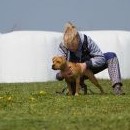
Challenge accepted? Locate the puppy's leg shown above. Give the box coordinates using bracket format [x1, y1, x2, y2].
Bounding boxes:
[75, 76, 81, 96]
[84, 70, 104, 94]
[80, 77, 87, 95]
[66, 82, 73, 95]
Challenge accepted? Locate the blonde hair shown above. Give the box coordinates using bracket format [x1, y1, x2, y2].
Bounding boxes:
[63, 22, 79, 48]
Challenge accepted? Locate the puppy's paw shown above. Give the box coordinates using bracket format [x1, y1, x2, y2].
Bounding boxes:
[75, 93, 79, 96]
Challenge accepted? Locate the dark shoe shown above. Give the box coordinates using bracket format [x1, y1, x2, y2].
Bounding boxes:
[113, 84, 125, 95]
[80, 83, 87, 95]
[80, 76, 87, 95]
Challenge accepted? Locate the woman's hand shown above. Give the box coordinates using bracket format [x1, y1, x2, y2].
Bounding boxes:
[62, 63, 87, 77]
[61, 65, 73, 77]
[57, 63, 87, 78]
[79, 63, 87, 73]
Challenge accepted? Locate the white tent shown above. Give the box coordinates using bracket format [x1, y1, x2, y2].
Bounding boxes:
[0, 30, 129, 83]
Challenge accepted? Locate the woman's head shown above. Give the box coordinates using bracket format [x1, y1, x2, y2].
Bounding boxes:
[63, 22, 80, 52]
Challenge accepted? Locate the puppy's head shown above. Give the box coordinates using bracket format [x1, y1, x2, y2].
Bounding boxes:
[52, 56, 66, 70]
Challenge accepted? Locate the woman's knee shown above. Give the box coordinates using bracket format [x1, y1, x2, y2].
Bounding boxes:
[104, 52, 117, 60]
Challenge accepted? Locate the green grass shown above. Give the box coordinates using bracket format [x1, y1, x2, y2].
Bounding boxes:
[0, 79, 130, 130]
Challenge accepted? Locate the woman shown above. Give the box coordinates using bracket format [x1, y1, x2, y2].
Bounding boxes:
[56, 22, 124, 95]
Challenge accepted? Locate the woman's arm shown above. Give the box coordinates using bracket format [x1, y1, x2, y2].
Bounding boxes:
[85, 36, 106, 69]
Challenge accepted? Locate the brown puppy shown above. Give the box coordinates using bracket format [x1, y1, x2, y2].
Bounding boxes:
[52, 56, 104, 96]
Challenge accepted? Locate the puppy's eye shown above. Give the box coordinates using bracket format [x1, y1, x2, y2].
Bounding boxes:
[56, 61, 60, 64]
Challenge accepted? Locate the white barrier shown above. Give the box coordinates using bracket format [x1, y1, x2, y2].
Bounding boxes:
[82, 31, 130, 79]
[0, 31, 62, 82]
[0, 30, 129, 83]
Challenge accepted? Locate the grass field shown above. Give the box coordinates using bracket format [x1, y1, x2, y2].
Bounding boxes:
[0, 79, 130, 130]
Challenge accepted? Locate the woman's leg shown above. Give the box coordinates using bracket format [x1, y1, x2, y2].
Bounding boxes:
[86, 52, 124, 95]
[104, 52, 124, 95]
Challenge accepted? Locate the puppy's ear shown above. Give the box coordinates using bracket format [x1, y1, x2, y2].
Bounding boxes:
[52, 56, 56, 61]
[61, 56, 66, 61]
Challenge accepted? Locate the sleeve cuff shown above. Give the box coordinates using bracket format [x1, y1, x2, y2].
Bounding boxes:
[56, 72, 64, 81]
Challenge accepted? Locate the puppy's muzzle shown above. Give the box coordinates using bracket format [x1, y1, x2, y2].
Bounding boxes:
[52, 64, 56, 70]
